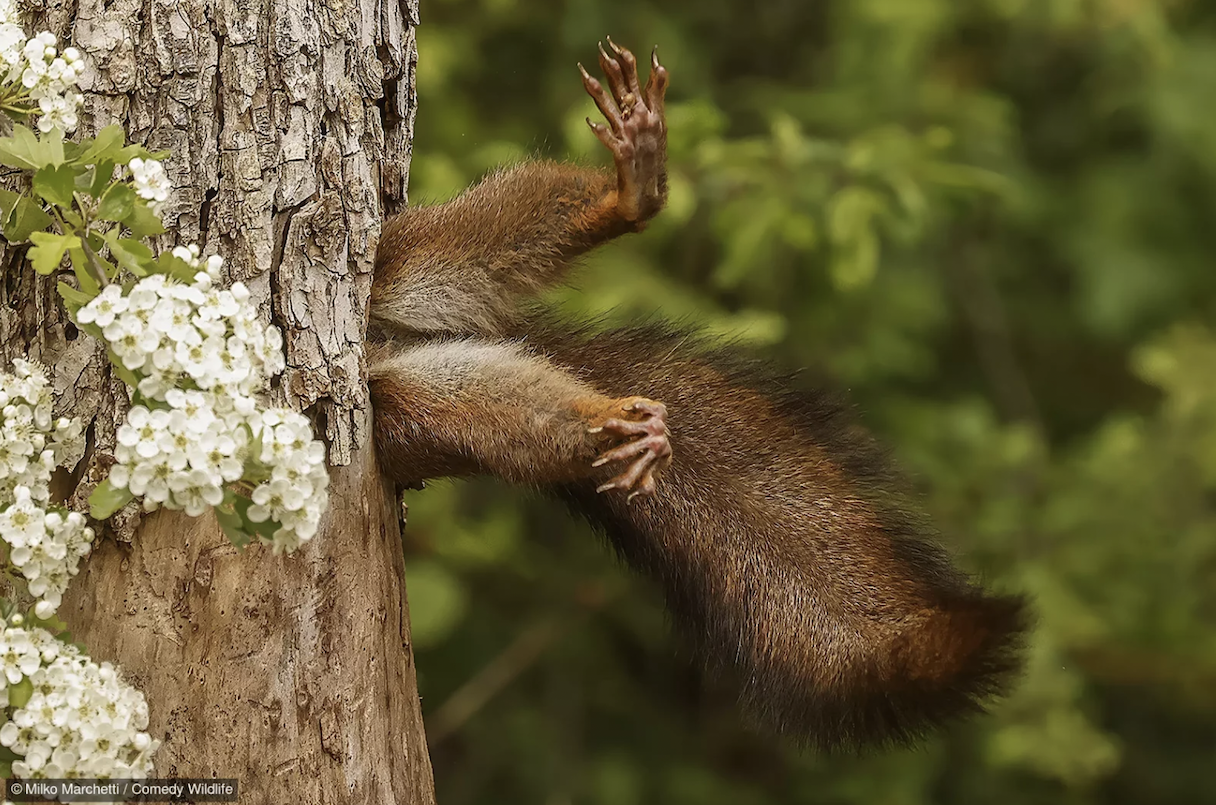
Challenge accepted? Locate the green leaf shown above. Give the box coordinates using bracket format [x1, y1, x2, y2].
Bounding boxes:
[0, 126, 46, 169]
[245, 427, 267, 480]
[28, 231, 80, 274]
[25, 609, 70, 638]
[42, 126, 66, 166]
[1, 196, 54, 244]
[89, 479, 135, 520]
[67, 247, 101, 296]
[61, 137, 81, 162]
[32, 163, 79, 207]
[216, 509, 252, 549]
[0, 186, 25, 242]
[0, 186, 19, 218]
[827, 185, 883, 245]
[126, 201, 166, 237]
[0, 125, 67, 170]
[0, 187, 53, 244]
[87, 160, 116, 197]
[105, 232, 154, 276]
[826, 186, 883, 290]
[830, 228, 879, 290]
[154, 250, 200, 282]
[74, 124, 126, 165]
[86, 229, 105, 254]
[97, 182, 136, 222]
[57, 280, 94, 314]
[8, 676, 33, 708]
[59, 207, 84, 230]
[216, 492, 252, 549]
[231, 493, 282, 543]
[114, 143, 161, 165]
[106, 349, 140, 387]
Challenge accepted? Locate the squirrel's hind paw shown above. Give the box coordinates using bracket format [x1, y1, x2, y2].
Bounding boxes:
[590, 397, 672, 500]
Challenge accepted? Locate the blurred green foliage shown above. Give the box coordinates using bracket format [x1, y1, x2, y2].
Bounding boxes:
[399, 0, 1216, 802]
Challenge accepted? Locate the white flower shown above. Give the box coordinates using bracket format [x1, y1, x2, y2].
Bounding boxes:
[0, 626, 159, 783]
[117, 406, 164, 460]
[0, 628, 41, 685]
[187, 427, 242, 483]
[128, 157, 170, 213]
[165, 389, 215, 433]
[0, 26, 24, 72]
[7, 31, 84, 133]
[0, 363, 93, 612]
[1, 500, 93, 616]
[63, 262, 329, 550]
[171, 243, 201, 265]
[50, 416, 85, 468]
[243, 408, 327, 552]
[127, 456, 174, 503]
[0, 486, 44, 548]
[106, 391, 233, 524]
[168, 469, 224, 517]
[76, 284, 129, 328]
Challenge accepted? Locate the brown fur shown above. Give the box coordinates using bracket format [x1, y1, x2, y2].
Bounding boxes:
[526, 322, 1027, 748]
[371, 163, 630, 337]
[367, 41, 1026, 750]
[368, 338, 654, 487]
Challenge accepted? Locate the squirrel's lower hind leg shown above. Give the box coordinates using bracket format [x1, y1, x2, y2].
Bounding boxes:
[368, 340, 670, 498]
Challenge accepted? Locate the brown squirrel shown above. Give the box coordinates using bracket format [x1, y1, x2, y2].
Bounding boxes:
[367, 39, 1027, 750]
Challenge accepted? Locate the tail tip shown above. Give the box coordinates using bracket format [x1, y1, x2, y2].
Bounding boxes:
[741, 591, 1030, 752]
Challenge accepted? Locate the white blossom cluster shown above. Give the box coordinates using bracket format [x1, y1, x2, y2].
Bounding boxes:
[244, 408, 329, 553]
[0, 360, 83, 502]
[0, 362, 93, 617]
[78, 247, 284, 400]
[0, 1, 83, 133]
[76, 247, 328, 552]
[128, 157, 170, 215]
[0, 624, 158, 784]
[107, 399, 329, 552]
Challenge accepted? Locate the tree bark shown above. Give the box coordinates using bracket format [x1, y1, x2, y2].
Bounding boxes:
[1, 0, 435, 801]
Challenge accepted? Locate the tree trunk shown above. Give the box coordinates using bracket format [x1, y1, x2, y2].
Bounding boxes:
[1, 0, 435, 801]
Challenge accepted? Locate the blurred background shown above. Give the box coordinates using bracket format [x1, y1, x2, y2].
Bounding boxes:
[399, 0, 1216, 802]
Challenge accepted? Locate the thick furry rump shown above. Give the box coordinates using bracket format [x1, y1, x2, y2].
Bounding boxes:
[527, 321, 1028, 750]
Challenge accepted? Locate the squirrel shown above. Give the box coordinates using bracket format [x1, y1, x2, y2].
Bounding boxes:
[366, 39, 1027, 750]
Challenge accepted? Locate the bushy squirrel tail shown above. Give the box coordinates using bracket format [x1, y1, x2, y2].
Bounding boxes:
[529, 322, 1028, 749]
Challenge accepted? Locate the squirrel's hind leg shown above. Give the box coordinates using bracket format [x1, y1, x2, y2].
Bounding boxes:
[370, 41, 668, 339]
[368, 339, 670, 495]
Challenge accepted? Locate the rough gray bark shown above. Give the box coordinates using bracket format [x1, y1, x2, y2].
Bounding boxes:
[1, 0, 434, 801]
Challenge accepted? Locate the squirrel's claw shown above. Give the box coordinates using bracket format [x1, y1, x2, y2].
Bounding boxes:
[579, 38, 668, 224]
[592, 397, 672, 500]
[580, 62, 624, 137]
[605, 35, 643, 99]
[644, 49, 668, 115]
